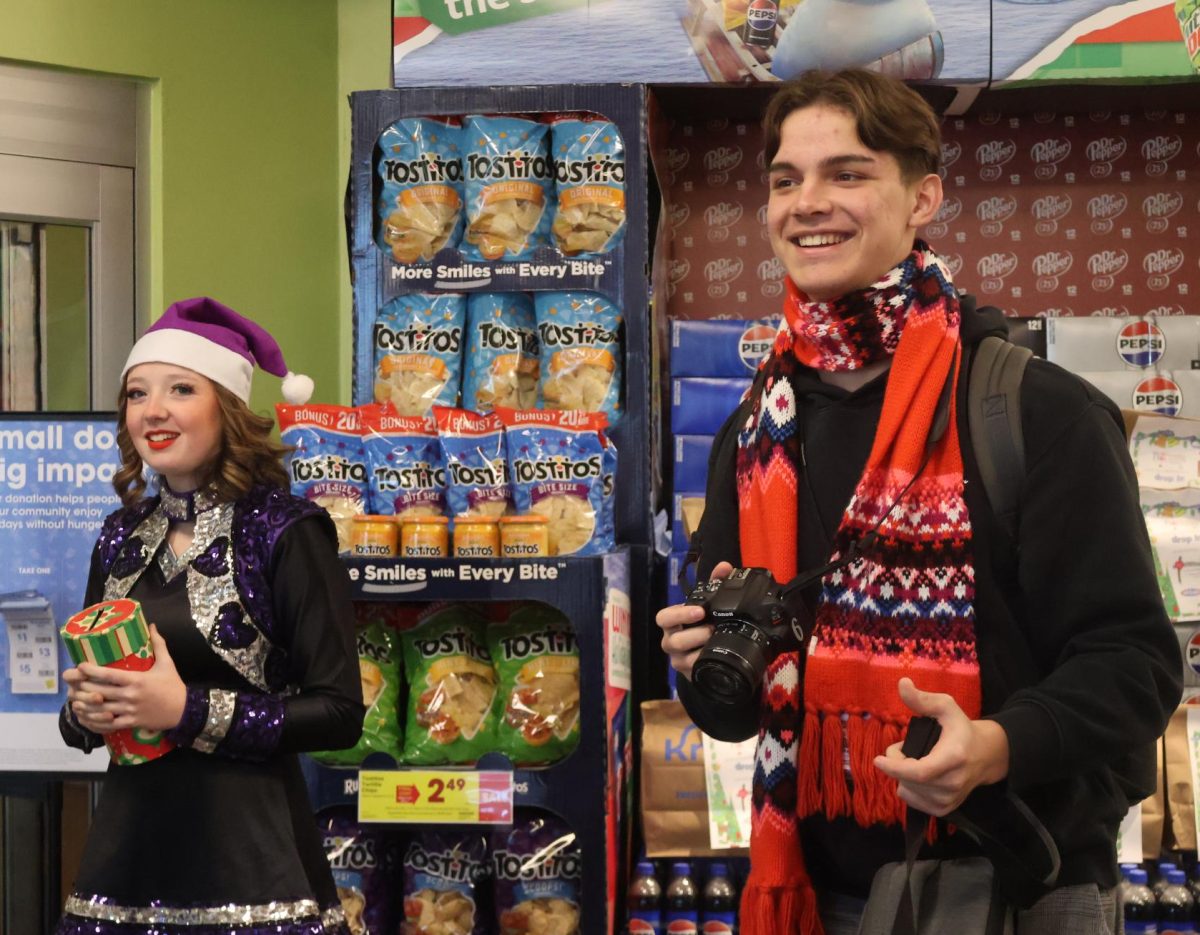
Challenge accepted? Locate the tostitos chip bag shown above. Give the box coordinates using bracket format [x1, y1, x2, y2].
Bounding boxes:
[496, 408, 616, 557]
[277, 404, 369, 554]
[432, 406, 511, 518]
[550, 115, 626, 257]
[320, 808, 399, 935]
[360, 403, 447, 521]
[400, 606, 499, 765]
[402, 831, 490, 935]
[491, 814, 582, 935]
[489, 604, 580, 766]
[312, 608, 404, 767]
[376, 117, 464, 264]
[533, 292, 623, 425]
[463, 293, 540, 412]
[462, 115, 554, 262]
[373, 294, 466, 416]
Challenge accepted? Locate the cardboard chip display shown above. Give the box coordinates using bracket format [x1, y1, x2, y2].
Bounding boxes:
[681, 498, 705, 543]
[1163, 705, 1196, 852]
[640, 699, 748, 857]
[1141, 731, 1167, 860]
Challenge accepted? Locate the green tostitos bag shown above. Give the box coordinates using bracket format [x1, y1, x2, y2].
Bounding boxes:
[400, 607, 499, 765]
[489, 604, 580, 766]
[312, 616, 403, 766]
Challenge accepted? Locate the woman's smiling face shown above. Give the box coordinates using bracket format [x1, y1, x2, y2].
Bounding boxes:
[124, 363, 222, 492]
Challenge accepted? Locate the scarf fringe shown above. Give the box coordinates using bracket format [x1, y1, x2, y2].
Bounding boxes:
[740, 880, 824, 935]
[798, 708, 822, 815]
[800, 711, 913, 825]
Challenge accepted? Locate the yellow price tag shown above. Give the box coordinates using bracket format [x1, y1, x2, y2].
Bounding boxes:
[357, 769, 514, 824]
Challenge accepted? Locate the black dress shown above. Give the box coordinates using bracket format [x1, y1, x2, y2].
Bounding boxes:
[56, 500, 362, 935]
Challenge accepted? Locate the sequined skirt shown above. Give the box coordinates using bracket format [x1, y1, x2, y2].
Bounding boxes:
[56, 748, 342, 934]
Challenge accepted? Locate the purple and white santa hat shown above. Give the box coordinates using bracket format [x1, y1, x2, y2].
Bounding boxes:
[121, 296, 314, 405]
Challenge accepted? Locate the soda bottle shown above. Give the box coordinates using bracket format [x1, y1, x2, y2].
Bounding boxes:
[1156, 862, 1181, 899]
[701, 861, 738, 935]
[627, 860, 663, 935]
[742, 0, 779, 48]
[1123, 868, 1158, 935]
[1160, 869, 1195, 934]
[666, 861, 699, 935]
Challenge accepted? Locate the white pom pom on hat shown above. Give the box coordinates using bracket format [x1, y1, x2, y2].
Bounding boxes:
[121, 297, 314, 405]
[281, 371, 315, 405]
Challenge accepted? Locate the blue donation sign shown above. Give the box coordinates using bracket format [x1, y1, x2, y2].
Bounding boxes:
[0, 414, 119, 772]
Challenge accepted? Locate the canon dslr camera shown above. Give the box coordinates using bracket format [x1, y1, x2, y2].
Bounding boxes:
[683, 567, 808, 706]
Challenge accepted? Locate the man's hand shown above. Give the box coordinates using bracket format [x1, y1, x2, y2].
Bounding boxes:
[64, 625, 187, 733]
[872, 677, 1010, 816]
[656, 561, 733, 680]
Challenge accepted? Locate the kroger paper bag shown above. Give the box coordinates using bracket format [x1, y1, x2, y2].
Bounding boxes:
[640, 699, 747, 857]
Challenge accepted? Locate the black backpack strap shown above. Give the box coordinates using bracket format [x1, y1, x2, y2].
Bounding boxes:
[967, 335, 1032, 542]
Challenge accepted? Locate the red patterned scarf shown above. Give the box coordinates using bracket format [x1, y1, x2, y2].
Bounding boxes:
[737, 243, 981, 935]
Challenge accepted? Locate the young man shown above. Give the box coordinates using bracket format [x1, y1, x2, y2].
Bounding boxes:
[657, 70, 1181, 935]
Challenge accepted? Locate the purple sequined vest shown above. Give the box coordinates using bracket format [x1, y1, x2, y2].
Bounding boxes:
[95, 485, 329, 692]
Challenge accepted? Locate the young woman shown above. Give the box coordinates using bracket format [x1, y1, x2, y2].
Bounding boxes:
[57, 297, 363, 935]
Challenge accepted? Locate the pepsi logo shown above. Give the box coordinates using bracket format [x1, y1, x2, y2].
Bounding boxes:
[627, 921, 658, 935]
[1117, 320, 1165, 367]
[1187, 630, 1200, 678]
[1133, 375, 1182, 416]
[701, 922, 736, 935]
[667, 921, 700, 935]
[739, 323, 778, 370]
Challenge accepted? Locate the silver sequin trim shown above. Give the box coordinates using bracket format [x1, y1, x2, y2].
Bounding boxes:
[160, 482, 222, 523]
[322, 906, 348, 929]
[193, 688, 236, 754]
[103, 501, 272, 690]
[156, 542, 185, 582]
[64, 894, 324, 926]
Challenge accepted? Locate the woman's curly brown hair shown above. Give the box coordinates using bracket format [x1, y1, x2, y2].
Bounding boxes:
[112, 380, 291, 507]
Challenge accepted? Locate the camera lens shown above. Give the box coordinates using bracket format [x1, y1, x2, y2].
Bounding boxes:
[691, 625, 769, 705]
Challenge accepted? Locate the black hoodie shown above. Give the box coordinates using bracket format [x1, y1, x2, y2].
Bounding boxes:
[677, 298, 1182, 898]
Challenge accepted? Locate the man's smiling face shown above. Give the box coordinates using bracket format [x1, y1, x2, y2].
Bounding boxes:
[766, 103, 941, 301]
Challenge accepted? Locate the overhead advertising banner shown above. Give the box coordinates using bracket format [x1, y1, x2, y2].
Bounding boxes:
[0, 413, 118, 772]
[996, 0, 1198, 82]
[393, 0, 991, 85]
[393, 0, 1198, 86]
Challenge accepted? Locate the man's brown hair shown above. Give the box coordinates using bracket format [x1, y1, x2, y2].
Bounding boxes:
[763, 69, 941, 183]
[112, 381, 290, 507]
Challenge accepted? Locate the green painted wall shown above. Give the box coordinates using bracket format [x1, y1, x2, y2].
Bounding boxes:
[0, 0, 349, 408]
